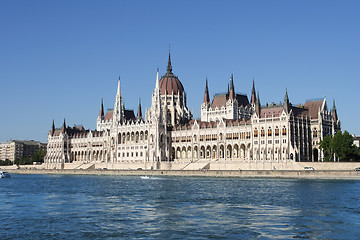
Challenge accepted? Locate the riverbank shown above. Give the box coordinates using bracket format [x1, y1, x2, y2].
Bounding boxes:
[7, 168, 360, 179]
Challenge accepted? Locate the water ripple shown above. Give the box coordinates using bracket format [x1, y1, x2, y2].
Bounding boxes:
[1, 175, 360, 239]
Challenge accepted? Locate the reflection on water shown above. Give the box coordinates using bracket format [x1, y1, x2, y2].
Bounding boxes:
[0, 175, 360, 239]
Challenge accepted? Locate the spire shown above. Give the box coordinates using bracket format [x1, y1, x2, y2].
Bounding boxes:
[229, 73, 235, 100]
[227, 83, 230, 96]
[113, 77, 124, 124]
[51, 119, 55, 136]
[117, 76, 121, 96]
[167, 50, 172, 73]
[251, 78, 256, 105]
[99, 98, 104, 118]
[283, 88, 290, 113]
[62, 118, 66, 134]
[284, 88, 289, 103]
[137, 97, 142, 120]
[155, 68, 160, 90]
[332, 99, 338, 121]
[203, 78, 210, 104]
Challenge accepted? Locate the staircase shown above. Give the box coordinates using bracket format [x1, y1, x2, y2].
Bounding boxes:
[75, 163, 95, 170]
[182, 159, 211, 170]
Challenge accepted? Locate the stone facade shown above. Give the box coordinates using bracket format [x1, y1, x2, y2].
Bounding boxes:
[44, 54, 341, 170]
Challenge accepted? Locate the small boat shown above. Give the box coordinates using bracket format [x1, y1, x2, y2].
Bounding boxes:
[0, 171, 11, 178]
[140, 176, 150, 179]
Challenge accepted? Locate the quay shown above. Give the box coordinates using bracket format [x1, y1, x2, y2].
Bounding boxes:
[7, 168, 360, 179]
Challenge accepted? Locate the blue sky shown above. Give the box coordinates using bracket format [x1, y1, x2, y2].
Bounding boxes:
[0, 0, 359, 143]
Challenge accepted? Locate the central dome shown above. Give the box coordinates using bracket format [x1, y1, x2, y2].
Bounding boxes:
[159, 53, 184, 95]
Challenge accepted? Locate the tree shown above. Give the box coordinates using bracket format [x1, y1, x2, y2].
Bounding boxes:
[319, 135, 332, 161]
[14, 149, 47, 165]
[0, 159, 12, 166]
[320, 130, 360, 161]
[32, 149, 46, 163]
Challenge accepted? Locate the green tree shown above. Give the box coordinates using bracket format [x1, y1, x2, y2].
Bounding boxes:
[14, 149, 46, 165]
[320, 130, 360, 162]
[319, 135, 332, 161]
[32, 149, 46, 163]
[0, 159, 12, 166]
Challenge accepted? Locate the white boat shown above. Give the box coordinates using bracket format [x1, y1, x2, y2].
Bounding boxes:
[0, 171, 11, 178]
[140, 176, 150, 179]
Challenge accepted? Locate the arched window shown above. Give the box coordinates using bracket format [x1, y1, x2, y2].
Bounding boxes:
[254, 128, 258, 137]
[268, 128, 272, 137]
[275, 127, 279, 136]
[135, 132, 139, 143]
[167, 110, 171, 124]
[282, 127, 287, 136]
[313, 129, 318, 138]
[118, 133, 121, 144]
[261, 128, 265, 137]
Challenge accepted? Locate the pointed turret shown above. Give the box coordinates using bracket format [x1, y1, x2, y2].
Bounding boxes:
[99, 98, 104, 118]
[167, 51, 172, 73]
[51, 119, 55, 136]
[113, 76, 124, 124]
[62, 118, 66, 134]
[255, 91, 261, 117]
[117, 76, 121, 96]
[150, 68, 163, 123]
[283, 88, 290, 113]
[251, 78, 256, 106]
[203, 78, 210, 104]
[227, 83, 230, 97]
[155, 68, 160, 90]
[332, 99, 338, 122]
[137, 97, 142, 120]
[229, 73, 235, 101]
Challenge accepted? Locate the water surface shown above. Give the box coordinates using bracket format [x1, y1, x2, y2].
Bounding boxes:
[1, 174, 359, 239]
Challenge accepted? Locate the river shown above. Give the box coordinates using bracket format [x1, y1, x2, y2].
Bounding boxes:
[1, 174, 359, 239]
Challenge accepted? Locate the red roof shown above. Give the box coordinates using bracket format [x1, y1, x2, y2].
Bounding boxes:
[173, 118, 251, 130]
[211, 93, 249, 109]
[211, 94, 227, 108]
[260, 107, 283, 118]
[304, 100, 323, 119]
[104, 111, 113, 120]
[103, 109, 135, 122]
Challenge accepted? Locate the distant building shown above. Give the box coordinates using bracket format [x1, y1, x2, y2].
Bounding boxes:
[0, 140, 47, 162]
[44, 53, 341, 170]
[353, 135, 360, 148]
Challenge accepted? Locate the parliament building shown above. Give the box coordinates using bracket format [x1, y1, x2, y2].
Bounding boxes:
[44, 54, 341, 170]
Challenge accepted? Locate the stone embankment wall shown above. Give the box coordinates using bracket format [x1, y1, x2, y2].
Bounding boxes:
[7, 168, 360, 179]
[5, 161, 360, 172]
[209, 161, 360, 171]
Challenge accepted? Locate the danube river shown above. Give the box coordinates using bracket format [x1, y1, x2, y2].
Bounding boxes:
[1, 174, 359, 239]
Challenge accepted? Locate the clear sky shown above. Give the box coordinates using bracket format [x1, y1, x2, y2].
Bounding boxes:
[0, 0, 359, 143]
